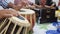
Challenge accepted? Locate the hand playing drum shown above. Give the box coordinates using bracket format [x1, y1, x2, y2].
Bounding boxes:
[0, 9, 19, 19]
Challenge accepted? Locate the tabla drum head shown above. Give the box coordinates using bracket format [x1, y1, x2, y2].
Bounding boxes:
[20, 8, 35, 14]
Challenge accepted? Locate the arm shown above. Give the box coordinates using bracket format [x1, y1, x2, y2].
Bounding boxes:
[8, 0, 27, 11]
[45, 2, 56, 9]
[26, 5, 35, 9]
[8, 2, 23, 11]
[50, 2, 56, 9]
[32, 4, 43, 8]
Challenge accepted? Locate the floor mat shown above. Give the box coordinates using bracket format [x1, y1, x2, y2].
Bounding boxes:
[33, 23, 57, 34]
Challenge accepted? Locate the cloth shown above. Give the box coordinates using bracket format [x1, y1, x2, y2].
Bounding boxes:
[35, 0, 40, 5]
[46, 0, 53, 6]
[14, 0, 21, 5]
[58, 1, 60, 6]
[52, 0, 59, 6]
[0, 0, 14, 8]
[28, 0, 35, 4]
[40, 0, 46, 6]
[35, 0, 53, 6]
[0, 6, 4, 10]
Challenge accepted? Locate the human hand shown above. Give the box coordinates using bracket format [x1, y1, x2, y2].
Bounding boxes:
[0, 9, 19, 18]
[45, 5, 51, 8]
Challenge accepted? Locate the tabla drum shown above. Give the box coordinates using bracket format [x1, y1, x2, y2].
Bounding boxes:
[55, 10, 60, 17]
[55, 10, 60, 22]
[19, 8, 36, 30]
[0, 16, 30, 34]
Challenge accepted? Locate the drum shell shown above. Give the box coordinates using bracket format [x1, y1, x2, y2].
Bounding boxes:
[20, 13, 35, 29]
[19, 9, 36, 30]
[0, 16, 30, 34]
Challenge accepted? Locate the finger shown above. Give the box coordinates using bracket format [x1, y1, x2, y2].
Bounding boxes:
[12, 14, 18, 16]
[8, 11, 18, 16]
[17, 12, 21, 16]
[3, 14, 13, 18]
[11, 12, 18, 16]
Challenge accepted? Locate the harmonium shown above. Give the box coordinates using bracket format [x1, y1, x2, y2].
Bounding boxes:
[40, 8, 57, 23]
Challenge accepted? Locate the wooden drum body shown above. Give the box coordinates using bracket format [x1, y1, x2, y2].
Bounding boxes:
[0, 16, 30, 34]
[55, 10, 60, 17]
[55, 10, 60, 22]
[19, 9, 36, 30]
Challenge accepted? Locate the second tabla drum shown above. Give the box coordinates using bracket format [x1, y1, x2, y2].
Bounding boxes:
[19, 9, 36, 30]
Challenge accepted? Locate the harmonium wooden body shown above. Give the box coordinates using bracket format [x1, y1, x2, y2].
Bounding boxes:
[40, 8, 57, 23]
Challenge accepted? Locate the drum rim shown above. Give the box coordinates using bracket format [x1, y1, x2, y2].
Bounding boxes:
[8, 16, 30, 27]
[20, 9, 35, 14]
